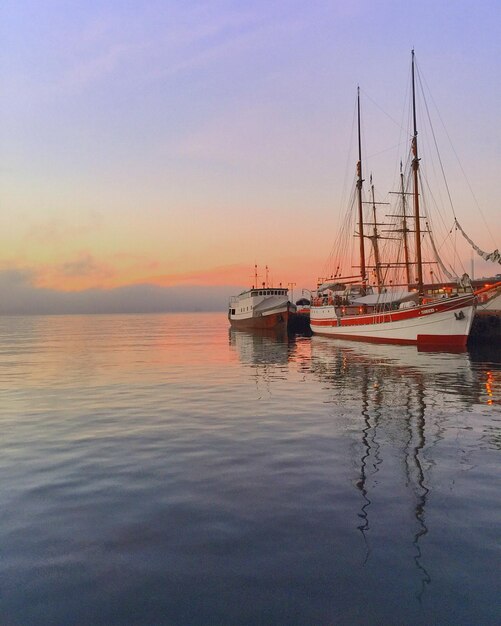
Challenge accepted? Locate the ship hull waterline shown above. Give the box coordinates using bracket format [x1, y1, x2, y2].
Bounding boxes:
[310, 295, 476, 347]
[229, 309, 290, 331]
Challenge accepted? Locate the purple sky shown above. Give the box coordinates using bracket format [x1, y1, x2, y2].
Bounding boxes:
[1, 1, 500, 311]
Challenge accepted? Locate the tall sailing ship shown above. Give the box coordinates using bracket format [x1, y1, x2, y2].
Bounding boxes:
[310, 51, 480, 348]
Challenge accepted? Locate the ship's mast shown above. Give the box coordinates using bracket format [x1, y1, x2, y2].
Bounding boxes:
[400, 164, 412, 286]
[356, 86, 367, 292]
[411, 50, 424, 296]
[370, 177, 383, 291]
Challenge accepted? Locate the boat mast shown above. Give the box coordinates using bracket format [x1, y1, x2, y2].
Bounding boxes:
[356, 86, 367, 292]
[400, 163, 412, 286]
[411, 50, 424, 296]
[370, 177, 383, 291]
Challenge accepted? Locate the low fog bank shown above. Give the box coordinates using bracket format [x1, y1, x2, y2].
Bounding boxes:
[0, 270, 242, 314]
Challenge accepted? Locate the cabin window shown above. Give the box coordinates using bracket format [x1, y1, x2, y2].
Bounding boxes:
[259, 291, 263, 295]
[231, 309, 235, 315]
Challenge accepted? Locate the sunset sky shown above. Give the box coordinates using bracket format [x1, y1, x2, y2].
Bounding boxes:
[1, 0, 500, 311]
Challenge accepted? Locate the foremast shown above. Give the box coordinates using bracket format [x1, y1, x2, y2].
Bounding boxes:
[400, 164, 412, 286]
[369, 177, 384, 291]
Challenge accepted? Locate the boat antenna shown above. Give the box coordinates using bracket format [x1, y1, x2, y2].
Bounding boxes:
[357, 86, 367, 292]
[411, 50, 424, 296]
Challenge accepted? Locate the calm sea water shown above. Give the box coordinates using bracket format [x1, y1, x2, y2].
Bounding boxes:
[0, 313, 499, 625]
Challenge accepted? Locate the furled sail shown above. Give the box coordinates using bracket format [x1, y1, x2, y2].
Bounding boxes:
[455, 219, 501, 264]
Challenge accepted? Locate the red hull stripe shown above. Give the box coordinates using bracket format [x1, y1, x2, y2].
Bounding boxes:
[311, 295, 474, 327]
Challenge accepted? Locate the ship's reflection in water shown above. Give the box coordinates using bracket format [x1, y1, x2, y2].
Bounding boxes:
[2, 315, 499, 625]
[310, 339, 454, 601]
[229, 328, 294, 367]
[230, 328, 500, 617]
[229, 328, 297, 397]
[315, 338, 499, 615]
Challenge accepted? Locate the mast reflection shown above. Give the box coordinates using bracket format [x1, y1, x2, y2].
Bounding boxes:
[309, 338, 483, 599]
[406, 379, 431, 599]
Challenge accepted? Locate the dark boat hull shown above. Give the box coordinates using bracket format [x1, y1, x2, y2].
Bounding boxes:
[229, 310, 289, 330]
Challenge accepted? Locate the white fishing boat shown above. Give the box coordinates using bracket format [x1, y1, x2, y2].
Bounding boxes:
[310, 51, 478, 348]
[228, 266, 296, 330]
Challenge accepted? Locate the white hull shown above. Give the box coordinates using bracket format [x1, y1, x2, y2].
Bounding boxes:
[229, 301, 292, 329]
[310, 294, 476, 347]
[229, 288, 295, 330]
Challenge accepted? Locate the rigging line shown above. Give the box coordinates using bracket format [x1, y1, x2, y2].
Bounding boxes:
[417, 112, 450, 227]
[415, 63, 457, 220]
[330, 185, 358, 273]
[339, 94, 359, 232]
[427, 223, 458, 281]
[391, 62, 414, 193]
[388, 64, 414, 194]
[416, 62, 496, 248]
[366, 139, 409, 161]
[418, 170, 454, 253]
[324, 98, 359, 277]
[359, 86, 410, 134]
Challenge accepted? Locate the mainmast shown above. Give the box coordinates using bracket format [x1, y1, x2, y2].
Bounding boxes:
[411, 50, 424, 296]
[357, 86, 367, 292]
